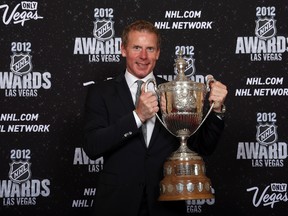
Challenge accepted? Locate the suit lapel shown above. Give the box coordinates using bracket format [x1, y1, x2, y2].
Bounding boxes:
[115, 74, 169, 149]
[115, 73, 135, 111]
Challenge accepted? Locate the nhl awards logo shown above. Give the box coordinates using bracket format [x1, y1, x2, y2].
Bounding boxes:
[255, 18, 276, 40]
[1, 41, 52, 97]
[10, 53, 33, 76]
[235, 6, 287, 62]
[73, 8, 121, 63]
[1, 149, 51, 206]
[256, 123, 278, 146]
[9, 161, 31, 184]
[174, 48, 196, 78]
[93, 19, 115, 41]
[237, 112, 286, 168]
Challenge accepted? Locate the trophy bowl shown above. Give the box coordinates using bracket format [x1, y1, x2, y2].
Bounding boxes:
[145, 53, 215, 201]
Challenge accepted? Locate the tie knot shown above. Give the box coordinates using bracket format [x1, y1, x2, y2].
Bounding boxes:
[136, 80, 144, 86]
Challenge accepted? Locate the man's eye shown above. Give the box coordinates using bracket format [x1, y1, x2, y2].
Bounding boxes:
[133, 46, 141, 51]
[147, 47, 155, 52]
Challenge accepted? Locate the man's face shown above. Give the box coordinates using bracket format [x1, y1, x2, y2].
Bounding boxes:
[121, 30, 160, 79]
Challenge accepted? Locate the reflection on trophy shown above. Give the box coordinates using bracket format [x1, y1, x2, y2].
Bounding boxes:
[145, 52, 215, 201]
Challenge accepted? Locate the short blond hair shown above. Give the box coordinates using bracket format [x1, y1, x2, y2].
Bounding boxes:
[121, 20, 161, 49]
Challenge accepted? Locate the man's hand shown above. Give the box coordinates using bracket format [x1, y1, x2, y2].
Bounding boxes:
[208, 81, 228, 113]
[135, 90, 159, 123]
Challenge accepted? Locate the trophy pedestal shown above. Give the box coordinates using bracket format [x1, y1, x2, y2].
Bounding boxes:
[159, 150, 214, 201]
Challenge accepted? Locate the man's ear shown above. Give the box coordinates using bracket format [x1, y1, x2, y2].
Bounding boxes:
[121, 44, 126, 57]
[156, 49, 160, 60]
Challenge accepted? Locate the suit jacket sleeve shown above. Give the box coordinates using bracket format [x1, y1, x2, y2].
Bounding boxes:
[83, 78, 140, 160]
[187, 112, 225, 155]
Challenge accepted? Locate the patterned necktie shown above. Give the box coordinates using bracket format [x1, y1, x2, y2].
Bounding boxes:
[135, 80, 143, 106]
[135, 80, 147, 145]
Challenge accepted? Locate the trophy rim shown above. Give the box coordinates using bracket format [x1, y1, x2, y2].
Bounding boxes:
[158, 80, 206, 92]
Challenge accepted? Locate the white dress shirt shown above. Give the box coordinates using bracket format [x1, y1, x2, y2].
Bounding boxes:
[125, 70, 156, 146]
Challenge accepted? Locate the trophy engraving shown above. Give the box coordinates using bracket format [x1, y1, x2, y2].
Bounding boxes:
[144, 52, 215, 200]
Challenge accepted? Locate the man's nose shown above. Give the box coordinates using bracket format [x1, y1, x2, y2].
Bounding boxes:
[139, 49, 147, 58]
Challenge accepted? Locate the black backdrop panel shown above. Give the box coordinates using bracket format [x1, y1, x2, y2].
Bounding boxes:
[0, 0, 288, 215]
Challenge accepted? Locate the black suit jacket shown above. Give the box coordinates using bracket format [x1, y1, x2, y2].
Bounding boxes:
[83, 73, 224, 216]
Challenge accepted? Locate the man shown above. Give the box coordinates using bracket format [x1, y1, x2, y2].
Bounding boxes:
[83, 20, 228, 216]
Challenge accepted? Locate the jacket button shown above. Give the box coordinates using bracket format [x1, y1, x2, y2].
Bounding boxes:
[123, 131, 132, 138]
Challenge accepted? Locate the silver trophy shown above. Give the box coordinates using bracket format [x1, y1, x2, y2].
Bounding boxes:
[144, 52, 215, 201]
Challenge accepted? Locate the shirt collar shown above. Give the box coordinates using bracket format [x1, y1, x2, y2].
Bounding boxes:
[124, 70, 155, 88]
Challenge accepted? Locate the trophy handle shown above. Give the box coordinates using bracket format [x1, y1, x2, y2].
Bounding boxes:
[144, 78, 158, 93]
[144, 78, 175, 135]
[190, 75, 216, 136]
[191, 102, 215, 136]
[205, 74, 216, 92]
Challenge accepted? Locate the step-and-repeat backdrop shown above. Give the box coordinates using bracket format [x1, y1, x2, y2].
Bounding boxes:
[1, 0, 287, 215]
